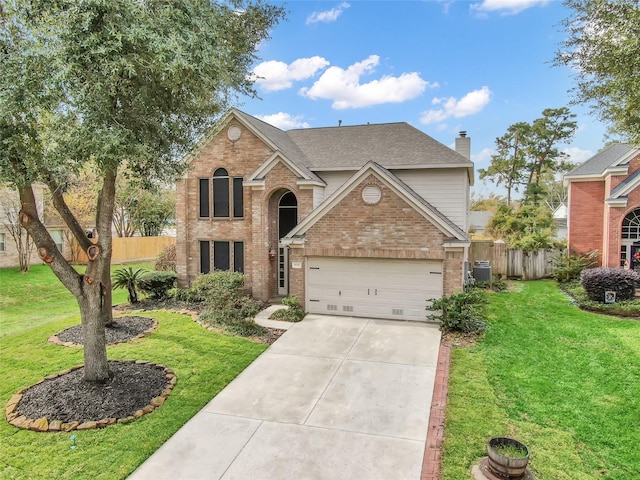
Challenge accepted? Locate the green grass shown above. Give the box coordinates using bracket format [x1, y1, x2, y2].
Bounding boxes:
[441, 280, 640, 480]
[0, 262, 152, 337]
[0, 263, 267, 479]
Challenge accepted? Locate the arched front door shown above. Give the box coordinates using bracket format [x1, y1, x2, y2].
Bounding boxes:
[621, 208, 640, 270]
[278, 191, 298, 295]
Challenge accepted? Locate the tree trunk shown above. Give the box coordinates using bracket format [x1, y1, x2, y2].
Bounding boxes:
[78, 284, 111, 382]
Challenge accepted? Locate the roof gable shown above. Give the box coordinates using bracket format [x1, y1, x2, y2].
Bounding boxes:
[608, 168, 640, 201]
[284, 161, 469, 242]
[565, 143, 639, 179]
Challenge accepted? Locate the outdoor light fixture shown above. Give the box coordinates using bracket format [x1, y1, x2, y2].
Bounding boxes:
[268, 248, 277, 260]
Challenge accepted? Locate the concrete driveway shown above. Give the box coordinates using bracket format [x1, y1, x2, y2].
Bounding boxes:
[129, 314, 441, 480]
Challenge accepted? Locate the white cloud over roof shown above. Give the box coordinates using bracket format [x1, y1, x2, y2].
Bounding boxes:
[256, 112, 310, 130]
[420, 86, 492, 124]
[300, 55, 433, 109]
[471, 0, 549, 15]
[251, 56, 330, 92]
[306, 2, 350, 24]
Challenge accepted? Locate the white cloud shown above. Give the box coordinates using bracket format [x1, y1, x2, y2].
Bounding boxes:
[300, 55, 433, 109]
[471, 0, 549, 15]
[256, 112, 310, 130]
[563, 146, 594, 165]
[472, 147, 496, 167]
[420, 86, 492, 124]
[251, 56, 330, 92]
[306, 2, 350, 24]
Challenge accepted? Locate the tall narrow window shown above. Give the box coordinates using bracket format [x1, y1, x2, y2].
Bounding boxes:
[233, 177, 244, 218]
[233, 241, 244, 273]
[278, 191, 298, 238]
[214, 241, 230, 271]
[200, 241, 210, 274]
[0, 233, 5, 252]
[213, 168, 229, 217]
[199, 178, 210, 217]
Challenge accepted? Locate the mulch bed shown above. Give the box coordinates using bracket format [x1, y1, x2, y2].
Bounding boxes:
[50, 316, 157, 346]
[7, 360, 175, 432]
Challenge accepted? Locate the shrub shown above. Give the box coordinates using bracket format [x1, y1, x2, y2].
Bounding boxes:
[552, 250, 599, 283]
[138, 271, 177, 299]
[427, 288, 488, 334]
[154, 244, 177, 272]
[270, 295, 306, 322]
[112, 267, 147, 304]
[189, 271, 246, 304]
[580, 267, 640, 302]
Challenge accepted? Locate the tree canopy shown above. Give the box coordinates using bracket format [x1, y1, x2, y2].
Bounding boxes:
[479, 107, 577, 205]
[0, 0, 284, 382]
[556, 0, 640, 144]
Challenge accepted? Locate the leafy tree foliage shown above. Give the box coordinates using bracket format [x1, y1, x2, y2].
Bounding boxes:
[0, 0, 284, 382]
[488, 203, 558, 251]
[469, 192, 507, 213]
[479, 108, 577, 205]
[556, 0, 640, 144]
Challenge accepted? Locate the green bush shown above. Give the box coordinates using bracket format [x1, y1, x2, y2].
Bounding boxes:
[560, 280, 640, 317]
[270, 295, 306, 322]
[580, 267, 639, 302]
[552, 250, 599, 283]
[191, 271, 263, 336]
[189, 271, 246, 304]
[154, 244, 177, 272]
[427, 288, 488, 334]
[138, 271, 177, 299]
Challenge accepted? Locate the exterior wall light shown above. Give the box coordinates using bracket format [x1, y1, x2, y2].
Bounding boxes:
[269, 248, 277, 260]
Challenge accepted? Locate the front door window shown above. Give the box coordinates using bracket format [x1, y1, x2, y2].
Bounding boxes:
[621, 208, 640, 269]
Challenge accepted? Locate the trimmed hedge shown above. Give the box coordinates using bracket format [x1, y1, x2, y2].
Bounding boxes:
[138, 271, 177, 299]
[580, 267, 639, 303]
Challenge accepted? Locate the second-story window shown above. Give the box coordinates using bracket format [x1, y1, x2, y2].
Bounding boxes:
[213, 168, 229, 217]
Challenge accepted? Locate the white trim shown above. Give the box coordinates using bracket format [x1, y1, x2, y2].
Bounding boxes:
[605, 197, 628, 207]
[608, 174, 640, 199]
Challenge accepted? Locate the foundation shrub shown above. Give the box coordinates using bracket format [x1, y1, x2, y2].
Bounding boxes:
[427, 288, 488, 334]
[580, 267, 639, 302]
[270, 295, 306, 322]
[138, 271, 177, 299]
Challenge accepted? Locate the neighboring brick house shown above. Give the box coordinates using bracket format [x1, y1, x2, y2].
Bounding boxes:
[176, 109, 473, 321]
[565, 143, 640, 270]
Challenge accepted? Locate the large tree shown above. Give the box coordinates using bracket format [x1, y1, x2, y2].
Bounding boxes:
[556, 0, 640, 144]
[479, 108, 577, 205]
[0, 0, 284, 382]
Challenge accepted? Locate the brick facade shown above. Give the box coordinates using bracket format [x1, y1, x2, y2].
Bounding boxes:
[567, 153, 640, 267]
[177, 111, 470, 311]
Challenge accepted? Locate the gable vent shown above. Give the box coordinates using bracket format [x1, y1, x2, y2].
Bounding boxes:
[362, 185, 382, 205]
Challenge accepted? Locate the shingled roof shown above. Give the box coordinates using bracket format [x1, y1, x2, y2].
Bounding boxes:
[228, 109, 472, 174]
[565, 143, 639, 178]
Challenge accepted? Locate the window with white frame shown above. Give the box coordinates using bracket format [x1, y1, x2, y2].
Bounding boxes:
[50, 230, 63, 252]
[0, 232, 5, 252]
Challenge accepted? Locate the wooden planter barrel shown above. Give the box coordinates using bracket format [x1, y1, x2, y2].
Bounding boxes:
[487, 437, 530, 479]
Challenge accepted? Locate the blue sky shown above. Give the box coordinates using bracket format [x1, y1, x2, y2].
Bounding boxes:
[237, 0, 607, 198]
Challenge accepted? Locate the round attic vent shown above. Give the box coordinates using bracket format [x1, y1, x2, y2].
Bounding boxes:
[362, 185, 381, 205]
[227, 126, 241, 141]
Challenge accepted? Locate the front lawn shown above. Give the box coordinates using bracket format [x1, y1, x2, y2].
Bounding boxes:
[0, 262, 152, 337]
[0, 265, 267, 479]
[441, 280, 640, 480]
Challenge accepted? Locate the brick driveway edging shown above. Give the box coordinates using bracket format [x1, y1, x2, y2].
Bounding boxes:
[421, 343, 451, 480]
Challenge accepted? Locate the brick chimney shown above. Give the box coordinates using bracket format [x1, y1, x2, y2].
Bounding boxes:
[455, 131, 470, 160]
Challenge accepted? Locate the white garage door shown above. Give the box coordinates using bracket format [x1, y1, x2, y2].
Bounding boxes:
[306, 257, 443, 321]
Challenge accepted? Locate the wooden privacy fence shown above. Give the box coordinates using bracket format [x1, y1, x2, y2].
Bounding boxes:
[74, 236, 175, 264]
[470, 240, 562, 280]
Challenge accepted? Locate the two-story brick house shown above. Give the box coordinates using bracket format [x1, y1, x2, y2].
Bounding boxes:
[565, 143, 640, 269]
[176, 109, 473, 321]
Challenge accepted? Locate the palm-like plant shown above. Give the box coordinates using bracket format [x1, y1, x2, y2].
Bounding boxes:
[111, 267, 147, 304]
